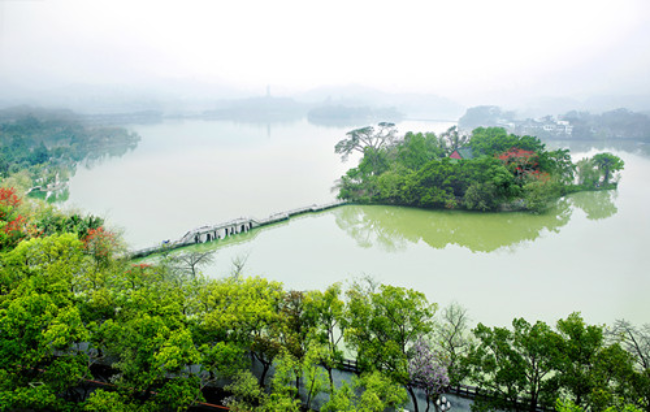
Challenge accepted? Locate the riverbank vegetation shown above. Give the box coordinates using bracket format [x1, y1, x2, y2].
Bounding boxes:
[0, 189, 647, 412]
[0, 107, 140, 199]
[335, 125, 624, 212]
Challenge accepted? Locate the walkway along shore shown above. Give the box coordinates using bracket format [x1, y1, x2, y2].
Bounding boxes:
[129, 200, 347, 259]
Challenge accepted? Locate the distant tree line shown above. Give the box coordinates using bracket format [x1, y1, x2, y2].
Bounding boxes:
[563, 109, 650, 140]
[458, 105, 650, 141]
[335, 125, 623, 212]
[458, 106, 516, 131]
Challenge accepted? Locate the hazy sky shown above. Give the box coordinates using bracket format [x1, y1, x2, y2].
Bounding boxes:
[1, 0, 650, 102]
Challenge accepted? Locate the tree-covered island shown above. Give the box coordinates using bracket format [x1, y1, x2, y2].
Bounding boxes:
[335, 124, 624, 212]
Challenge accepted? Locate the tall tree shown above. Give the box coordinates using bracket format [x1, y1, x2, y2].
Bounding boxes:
[0, 187, 31, 251]
[469, 127, 545, 156]
[408, 337, 450, 412]
[538, 148, 575, 184]
[279, 290, 321, 397]
[591, 153, 625, 186]
[396, 131, 445, 170]
[610, 320, 650, 412]
[161, 250, 216, 281]
[321, 371, 408, 412]
[198, 276, 285, 387]
[335, 122, 397, 162]
[467, 318, 560, 412]
[434, 302, 472, 386]
[304, 283, 348, 393]
[0, 235, 92, 410]
[554, 313, 635, 410]
[440, 126, 468, 154]
[345, 283, 437, 412]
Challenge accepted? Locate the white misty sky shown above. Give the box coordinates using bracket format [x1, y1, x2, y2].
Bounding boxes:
[1, 0, 649, 101]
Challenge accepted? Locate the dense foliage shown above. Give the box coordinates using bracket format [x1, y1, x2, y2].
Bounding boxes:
[336, 125, 624, 212]
[0, 189, 647, 412]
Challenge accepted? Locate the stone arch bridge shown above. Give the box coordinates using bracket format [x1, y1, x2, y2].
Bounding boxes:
[130, 201, 345, 259]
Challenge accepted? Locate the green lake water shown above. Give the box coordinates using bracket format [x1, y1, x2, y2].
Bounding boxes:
[62, 119, 650, 328]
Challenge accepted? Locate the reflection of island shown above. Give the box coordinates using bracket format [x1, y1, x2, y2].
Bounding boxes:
[333, 192, 618, 253]
[570, 190, 618, 221]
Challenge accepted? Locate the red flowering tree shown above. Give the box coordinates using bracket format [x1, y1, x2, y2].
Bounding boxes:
[0, 187, 29, 251]
[0, 187, 21, 215]
[498, 148, 546, 182]
[82, 226, 119, 267]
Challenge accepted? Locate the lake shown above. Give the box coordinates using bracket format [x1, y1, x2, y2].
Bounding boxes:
[62, 119, 650, 328]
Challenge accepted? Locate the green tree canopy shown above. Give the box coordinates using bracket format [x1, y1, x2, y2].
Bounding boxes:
[467, 318, 560, 412]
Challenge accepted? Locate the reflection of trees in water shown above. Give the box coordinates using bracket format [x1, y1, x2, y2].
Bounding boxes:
[334, 206, 412, 252]
[569, 190, 618, 221]
[334, 201, 580, 253]
[80, 138, 140, 170]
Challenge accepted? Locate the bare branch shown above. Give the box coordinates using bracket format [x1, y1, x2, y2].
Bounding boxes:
[610, 319, 650, 370]
[334, 123, 397, 161]
[230, 252, 250, 279]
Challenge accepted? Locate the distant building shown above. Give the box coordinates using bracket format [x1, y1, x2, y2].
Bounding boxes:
[515, 116, 573, 137]
[450, 147, 475, 160]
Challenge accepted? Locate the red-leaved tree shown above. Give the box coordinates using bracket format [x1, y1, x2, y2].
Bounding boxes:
[83, 226, 118, 267]
[0, 187, 29, 251]
[498, 148, 547, 182]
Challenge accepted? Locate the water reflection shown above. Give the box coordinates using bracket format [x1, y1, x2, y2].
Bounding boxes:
[27, 136, 139, 203]
[81, 137, 140, 168]
[333, 191, 617, 253]
[570, 191, 618, 221]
